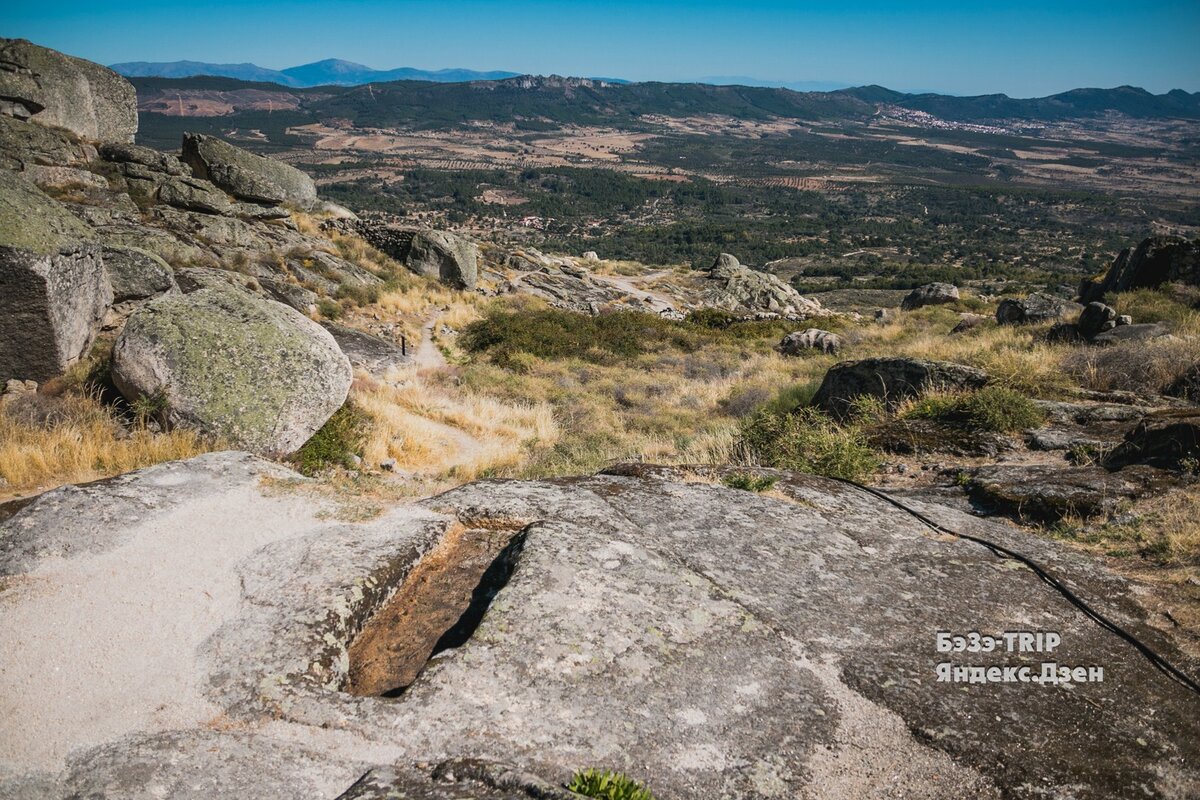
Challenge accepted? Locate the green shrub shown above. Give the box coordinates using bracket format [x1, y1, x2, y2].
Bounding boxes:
[335, 281, 383, 306]
[293, 404, 368, 476]
[905, 387, 1043, 433]
[568, 769, 656, 800]
[722, 471, 779, 492]
[461, 307, 697, 364]
[739, 407, 881, 482]
[317, 298, 343, 320]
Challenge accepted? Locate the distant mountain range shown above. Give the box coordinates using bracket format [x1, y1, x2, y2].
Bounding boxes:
[111, 58, 521, 86]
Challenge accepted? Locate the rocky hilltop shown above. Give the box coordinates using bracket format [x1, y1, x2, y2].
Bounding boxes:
[1, 39, 1200, 800]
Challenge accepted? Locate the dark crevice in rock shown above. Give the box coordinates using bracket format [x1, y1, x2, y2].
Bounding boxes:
[345, 524, 528, 698]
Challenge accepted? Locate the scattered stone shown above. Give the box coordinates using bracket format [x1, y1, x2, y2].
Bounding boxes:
[949, 313, 987, 334]
[0, 38, 137, 142]
[581, 250, 599, 261]
[98, 141, 188, 176]
[1116, 314, 1132, 326]
[182, 132, 317, 208]
[901, 282, 959, 311]
[111, 280, 352, 455]
[874, 308, 890, 323]
[1090, 323, 1170, 347]
[352, 222, 478, 290]
[812, 357, 989, 419]
[779, 328, 841, 356]
[996, 293, 1081, 325]
[1080, 236, 1200, 302]
[379, 457, 396, 472]
[1105, 410, 1200, 470]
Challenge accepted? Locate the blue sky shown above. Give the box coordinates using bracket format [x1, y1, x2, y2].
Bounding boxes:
[5, 0, 1198, 96]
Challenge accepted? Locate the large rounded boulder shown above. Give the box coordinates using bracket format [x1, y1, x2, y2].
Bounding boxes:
[812, 356, 989, 419]
[0, 38, 137, 142]
[181, 132, 317, 208]
[111, 280, 352, 455]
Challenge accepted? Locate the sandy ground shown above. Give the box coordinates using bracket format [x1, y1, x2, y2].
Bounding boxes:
[0, 479, 325, 773]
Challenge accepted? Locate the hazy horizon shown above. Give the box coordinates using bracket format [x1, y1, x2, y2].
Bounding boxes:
[6, 0, 1199, 97]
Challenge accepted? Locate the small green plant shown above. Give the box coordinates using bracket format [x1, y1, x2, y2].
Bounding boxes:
[739, 407, 881, 482]
[1067, 442, 1112, 467]
[130, 387, 170, 428]
[568, 769, 656, 800]
[722, 471, 779, 492]
[293, 403, 369, 476]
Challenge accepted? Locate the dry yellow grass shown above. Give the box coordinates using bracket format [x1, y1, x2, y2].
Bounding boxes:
[0, 392, 212, 493]
[351, 372, 558, 481]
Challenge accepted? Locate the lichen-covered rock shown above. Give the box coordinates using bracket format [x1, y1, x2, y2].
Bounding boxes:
[0, 38, 137, 142]
[157, 176, 232, 215]
[0, 115, 94, 170]
[101, 245, 176, 303]
[901, 282, 959, 310]
[0, 172, 111, 381]
[405, 230, 479, 290]
[812, 356, 989, 419]
[111, 280, 351, 455]
[996, 292, 1080, 325]
[98, 141, 188, 176]
[949, 312, 988, 334]
[1080, 236, 1200, 302]
[779, 328, 841, 355]
[181, 132, 317, 208]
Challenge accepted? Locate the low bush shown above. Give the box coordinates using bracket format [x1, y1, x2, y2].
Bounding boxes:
[317, 298, 343, 320]
[460, 307, 698, 365]
[904, 386, 1043, 433]
[292, 403, 369, 476]
[739, 407, 881, 482]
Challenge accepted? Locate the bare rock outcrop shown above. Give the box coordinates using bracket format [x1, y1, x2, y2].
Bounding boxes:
[1, 457, 1196, 798]
[181, 132, 317, 208]
[704, 252, 822, 318]
[0, 38, 137, 142]
[1080, 236, 1200, 302]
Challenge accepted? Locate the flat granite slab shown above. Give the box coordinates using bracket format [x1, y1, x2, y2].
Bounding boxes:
[0, 453, 1196, 799]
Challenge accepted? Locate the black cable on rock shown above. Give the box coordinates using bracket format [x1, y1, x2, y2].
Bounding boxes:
[827, 476, 1200, 698]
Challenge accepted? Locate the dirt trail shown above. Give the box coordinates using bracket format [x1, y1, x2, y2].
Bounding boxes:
[414, 315, 448, 370]
[405, 314, 487, 475]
